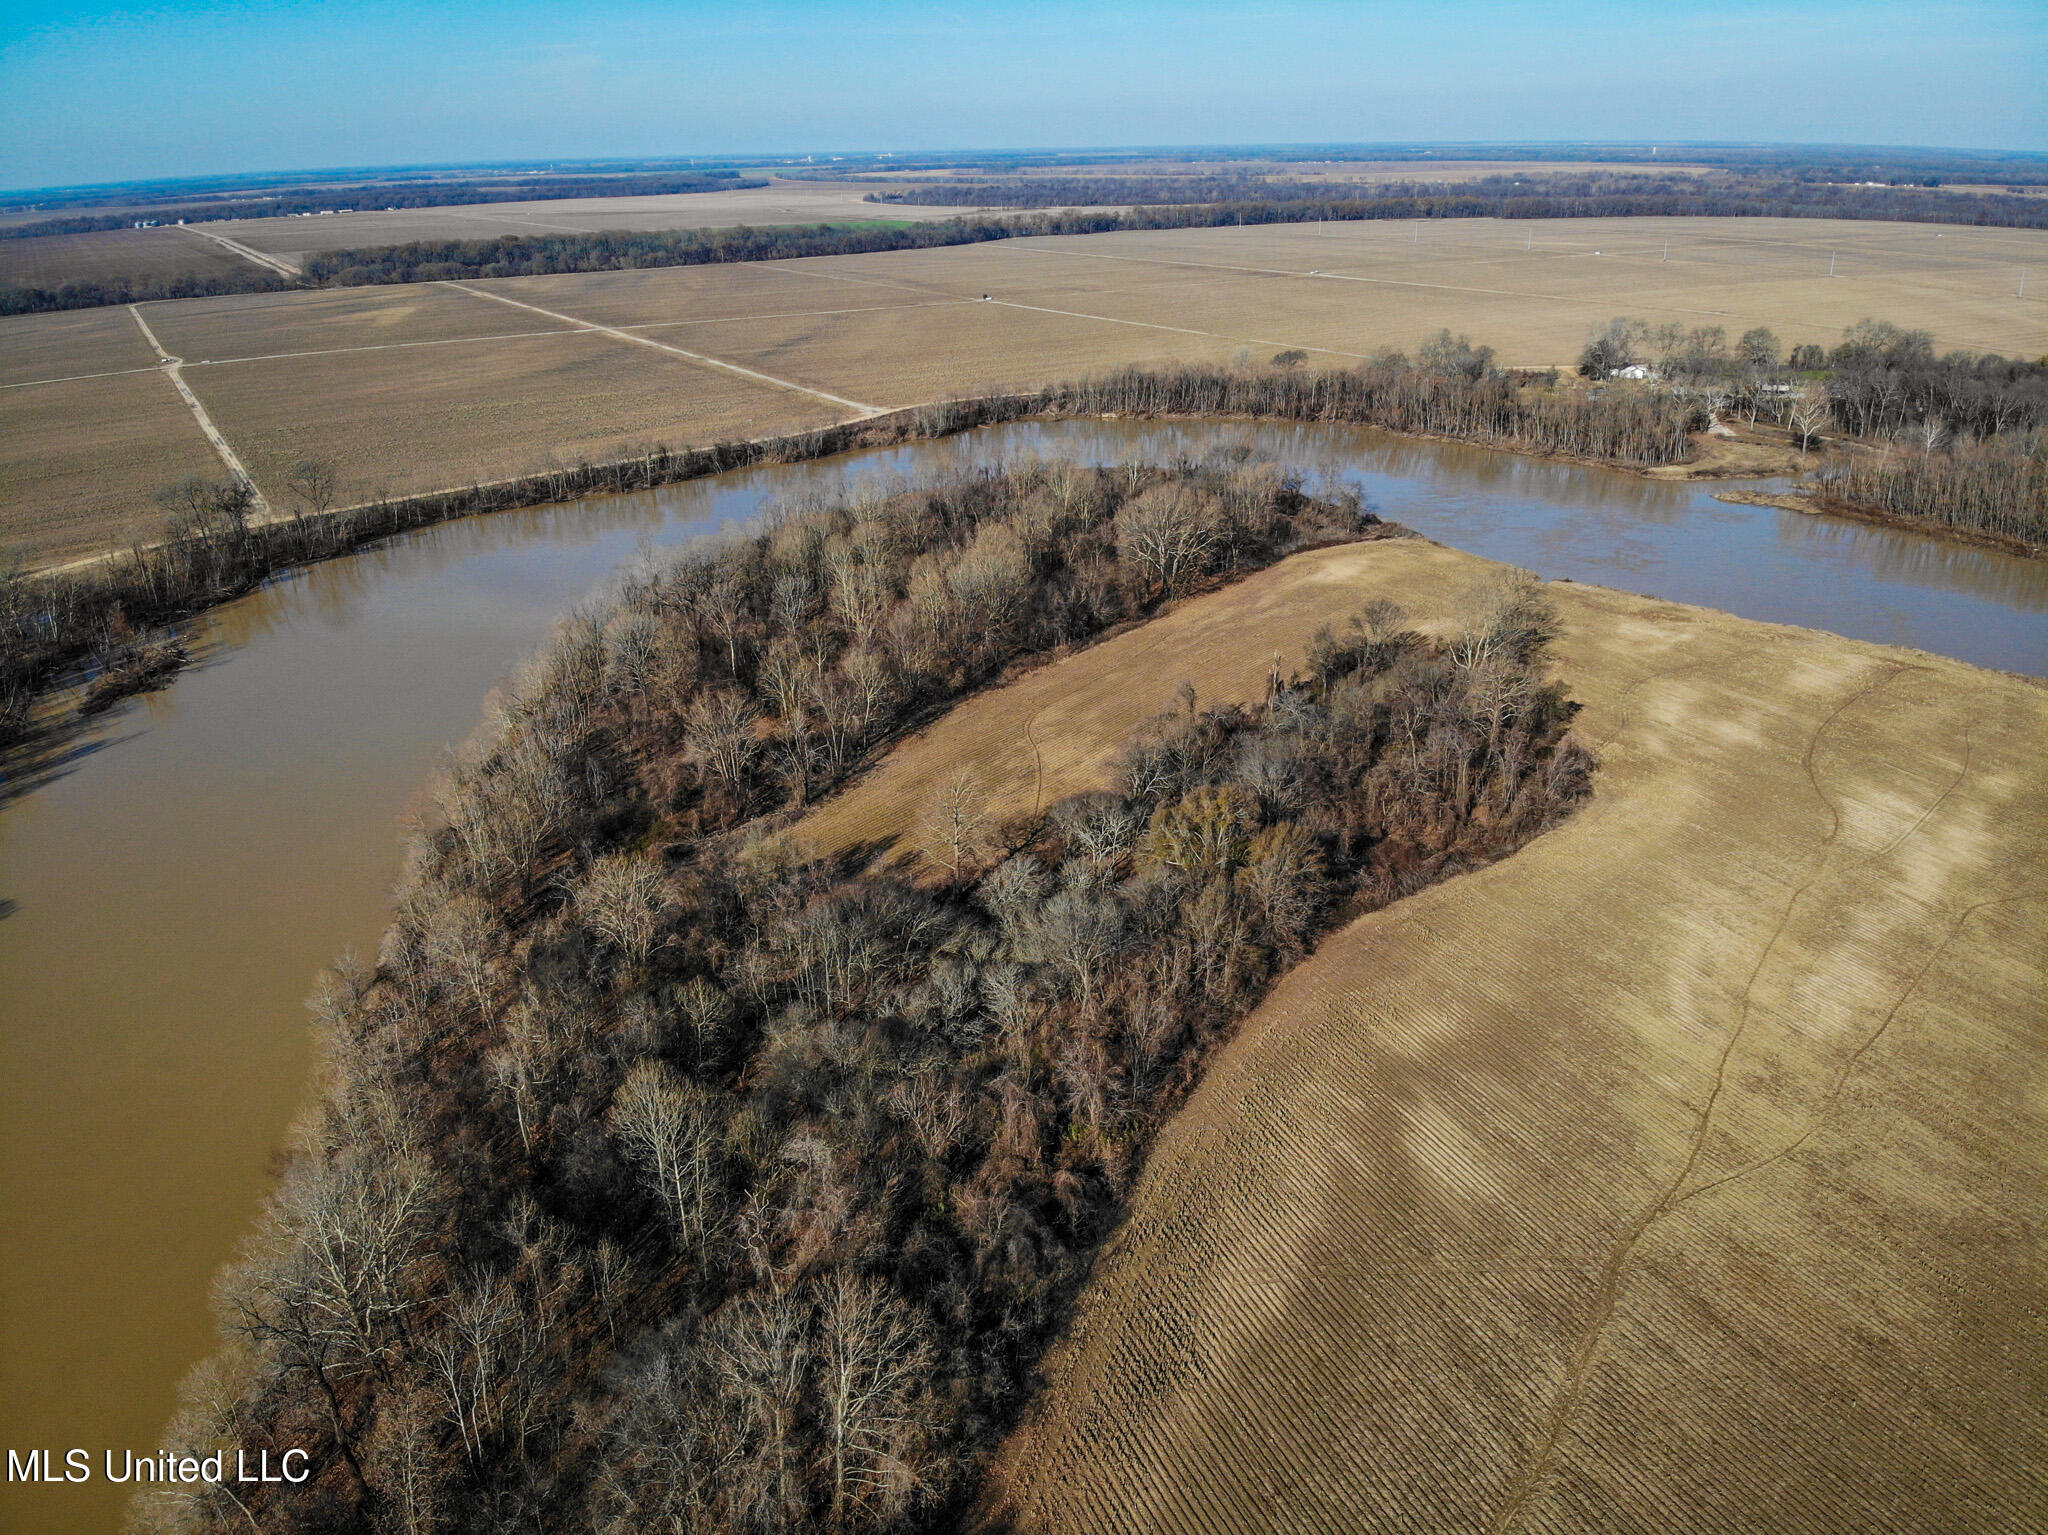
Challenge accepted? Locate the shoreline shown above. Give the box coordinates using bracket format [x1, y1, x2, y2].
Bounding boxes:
[5, 391, 2034, 758]
[1711, 485, 2045, 558]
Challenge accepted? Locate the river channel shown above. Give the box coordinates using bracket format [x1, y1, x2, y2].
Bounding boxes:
[2, 419, 2042, 1532]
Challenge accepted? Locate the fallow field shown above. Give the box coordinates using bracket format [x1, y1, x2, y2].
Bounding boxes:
[0, 224, 256, 289]
[2, 216, 2042, 560]
[790, 536, 2048, 1534]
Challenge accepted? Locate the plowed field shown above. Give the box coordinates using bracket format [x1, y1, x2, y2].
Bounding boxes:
[793, 538, 2048, 1533]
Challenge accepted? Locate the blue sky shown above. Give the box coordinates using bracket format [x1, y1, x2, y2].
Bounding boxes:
[1, 1, 2043, 190]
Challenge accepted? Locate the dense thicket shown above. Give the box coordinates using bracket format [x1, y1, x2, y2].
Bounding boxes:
[135, 458, 1591, 1534]
[1038, 355, 1704, 467]
[1814, 437, 2048, 544]
[0, 356, 1695, 752]
[300, 218, 953, 285]
[0, 172, 762, 239]
[865, 171, 2048, 229]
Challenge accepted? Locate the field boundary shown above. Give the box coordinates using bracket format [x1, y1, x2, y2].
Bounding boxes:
[439, 280, 889, 415]
[178, 224, 301, 279]
[126, 304, 272, 514]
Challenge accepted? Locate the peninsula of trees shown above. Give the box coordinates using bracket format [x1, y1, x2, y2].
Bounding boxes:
[137, 457, 1592, 1533]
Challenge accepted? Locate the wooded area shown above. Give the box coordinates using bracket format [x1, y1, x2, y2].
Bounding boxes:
[134, 457, 1591, 1533]
[866, 170, 2048, 228]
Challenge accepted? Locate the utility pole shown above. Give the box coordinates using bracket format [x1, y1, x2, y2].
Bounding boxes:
[1413, 219, 1420, 244]
[2021, 268, 2029, 299]
[1526, 227, 1533, 252]
[1662, 240, 1669, 262]
[1829, 249, 1837, 277]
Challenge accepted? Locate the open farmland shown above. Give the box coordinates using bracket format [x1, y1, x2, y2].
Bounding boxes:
[0, 368, 230, 555]
[180, 331, 847, 509]
[788, 536, 2048, 1533]
[0, 304, 158, 386]
[0, 225, 256, 289]
[2, 216, 2042, 560]
[203, 177, 996, 265]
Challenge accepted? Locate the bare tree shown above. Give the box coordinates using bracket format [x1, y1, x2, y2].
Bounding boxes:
[814, 1273, 938, 1532]
[427, 1270, 517, 1466]
[1115, 486, 1221, 599]
[706, 1292, 813, 1529]
[1023, 886, 1126, 1013]
[488, 1002, 557, 1154]
[829, 559, 894, 648]
[575, 852, 669, 970]
[363, 1383, 443, 1535]
[686, 689, 762, 794]
[928, 768, 990, 880]
[609, 1060, 724, 1258]
[1789, 385, 1831, 453]
[284, 458, 339, 517]
[695, 573, 750, 677]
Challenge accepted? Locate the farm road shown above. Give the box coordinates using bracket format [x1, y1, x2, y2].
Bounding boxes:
[178, 224, 301, 278]
[127, 305, 271, 513]
[440, 281, 888, 416]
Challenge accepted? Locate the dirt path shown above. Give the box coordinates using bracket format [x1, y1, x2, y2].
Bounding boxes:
[791, 540, 2048, 1533]
[439, 280, 888, 416]
[127, 305, 271, 512]
[176, 223, 301, 278]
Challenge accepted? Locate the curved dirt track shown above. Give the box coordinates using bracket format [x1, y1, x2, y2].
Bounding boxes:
[794, 539, 2048, 1533]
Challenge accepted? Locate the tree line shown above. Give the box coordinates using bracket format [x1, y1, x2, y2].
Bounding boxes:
[0, 350, 1700, 754]
[1, 171, 763, 240]
[0, 268, 294, 316]
[863, 170, 2048, 229]
[18, 163, 2048, 314]
[134, 456, 1594, 1533]
[1577, 314, 2047, 546]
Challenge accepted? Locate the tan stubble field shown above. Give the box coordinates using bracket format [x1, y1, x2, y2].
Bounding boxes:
[791, 536, 2048, 1533]
[3, 215, 2042, 562]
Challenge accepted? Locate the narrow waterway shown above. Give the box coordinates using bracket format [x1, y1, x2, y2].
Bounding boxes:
[1, 420, 2041, 1532]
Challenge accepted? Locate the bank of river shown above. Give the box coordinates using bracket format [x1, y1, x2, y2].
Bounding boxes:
[1, 420, 2042, 1534]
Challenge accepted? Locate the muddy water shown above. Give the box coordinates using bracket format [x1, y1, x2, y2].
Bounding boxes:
[1, 421, 2041, 1532]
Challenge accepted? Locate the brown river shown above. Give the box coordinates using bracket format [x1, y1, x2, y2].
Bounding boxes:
[2, 421, 2043, 1532]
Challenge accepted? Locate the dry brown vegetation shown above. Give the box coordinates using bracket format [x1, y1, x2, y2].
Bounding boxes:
[3, 217, 2040, 560]
[139, 461, 1598, 1534]
[808, 537, 2046, 1534]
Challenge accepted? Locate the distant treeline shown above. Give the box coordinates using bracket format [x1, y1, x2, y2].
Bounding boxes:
[135, 456, 1591, 1534]
[805, 144, 2048, 185]
[12, 169, 2046, 315]
[1, 171, 763, 239]
[0, 269, 294, 316]
[867, 171, 2048, 229]
[301, 217, 948, 285]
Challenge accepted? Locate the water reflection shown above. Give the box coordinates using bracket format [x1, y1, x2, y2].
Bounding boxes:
[0, 416, 2042, 1535]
